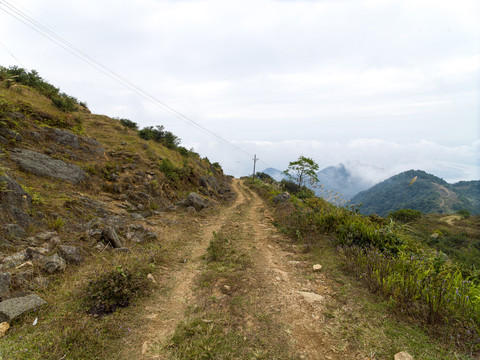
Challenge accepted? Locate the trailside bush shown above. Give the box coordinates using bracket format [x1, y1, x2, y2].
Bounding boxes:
[118, 118, 138, 130]
[159, 158, 180, 182]
[138, 125, 181, 149]
[388, 209, 423, 223]
[83, 266, 150, 316]
[337, 218, 404, 252]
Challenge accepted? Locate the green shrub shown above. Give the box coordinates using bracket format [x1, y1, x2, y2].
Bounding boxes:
[177, 146, 190, 157]
[138, 125, 181, 149]
[337, 218, 404, 252]
[102, 162, 118, 181]
[280, 179, 301, 194]
[388, 209, 423, 223]
[158, 158, 180, 182]
[255, 172, 275, 183]
[118, 118, 138, 130]
[83, 265, 150, 316]
[51, 93, 79, 112]
[457, 209, 471, 219]
[48, 216, 65, 230]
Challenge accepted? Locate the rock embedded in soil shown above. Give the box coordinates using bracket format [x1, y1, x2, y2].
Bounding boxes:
[313, 264, 322, 272]
[297, 291, 325, 304]
[0, 251, 27, 270]
[102, 226, 123, 248]
[0, 294, 47, 323]
[273, 192, 291, 204]
[25, 247, 48, 261]
[0, 272, 11, 299]
[0, 174, 31, 208]
[41, 253, 66, 274]
[0, 322, 9, 338]
[35, 231, 58, 242]
[4, 224, 26, 239]
[9, 148, 88, 184]
[394, 352, 413, 360]
[185, 192, 208, 211]
[58, 245, 83, 264]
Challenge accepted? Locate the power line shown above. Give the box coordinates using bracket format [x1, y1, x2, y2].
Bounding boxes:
[0, 0, 253, 159]
[0, 39, 25, 67]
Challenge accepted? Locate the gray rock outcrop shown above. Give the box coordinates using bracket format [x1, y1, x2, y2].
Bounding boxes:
[102, 226, 123, 248]
[0, 294, 47, 323]
[58, 245, 83, 264]
[181, 193, 207, 211]
[5, 224, 26, 239]
[0, 251, 26, 270]
[52, 128, 80, 149]
[41, 253, 66, 274]
[9, 148, 88, 184]
[0, 174, 31, 208]
[273, 192, 291, 204]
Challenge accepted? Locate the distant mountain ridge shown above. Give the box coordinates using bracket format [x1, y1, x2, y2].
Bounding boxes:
[261, 167, 285, 181]
[351, 170, 480, 216]
[315, 164, 374, 201]
[261, 163, 376, 200]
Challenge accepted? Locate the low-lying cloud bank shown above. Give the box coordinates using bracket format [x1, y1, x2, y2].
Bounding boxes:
[191, 138, 479, 184]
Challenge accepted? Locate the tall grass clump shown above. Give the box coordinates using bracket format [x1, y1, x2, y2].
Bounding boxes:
[340, 245, 480, 352]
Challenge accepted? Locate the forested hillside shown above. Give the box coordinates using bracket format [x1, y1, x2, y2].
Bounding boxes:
[351, 169, 480, 216]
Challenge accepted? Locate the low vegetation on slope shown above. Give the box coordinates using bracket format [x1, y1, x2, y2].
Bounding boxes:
[0, 66, 233, 358]
[247, 173, 480, 358]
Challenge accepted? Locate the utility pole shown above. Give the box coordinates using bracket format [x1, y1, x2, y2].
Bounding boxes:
[252, 154, 258, 180]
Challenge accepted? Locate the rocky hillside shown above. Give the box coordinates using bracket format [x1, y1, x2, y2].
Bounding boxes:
[0, 69, 232, 326]
[351, 169, 480, 216]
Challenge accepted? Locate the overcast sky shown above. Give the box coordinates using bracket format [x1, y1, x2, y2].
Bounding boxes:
[1, 0, 479, 183]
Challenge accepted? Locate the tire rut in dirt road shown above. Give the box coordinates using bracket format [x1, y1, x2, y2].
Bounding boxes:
[132, 179, 248, 359]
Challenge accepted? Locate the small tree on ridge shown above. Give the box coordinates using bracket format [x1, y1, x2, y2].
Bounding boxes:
[284, 156, 320, 188]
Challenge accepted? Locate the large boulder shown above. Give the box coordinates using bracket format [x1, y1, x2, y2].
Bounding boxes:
[9, 148, 88, 184]
[0, 294, 47, 323]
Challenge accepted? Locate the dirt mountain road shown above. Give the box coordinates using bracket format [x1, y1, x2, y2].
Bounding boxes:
[118, 179, 364, 360]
